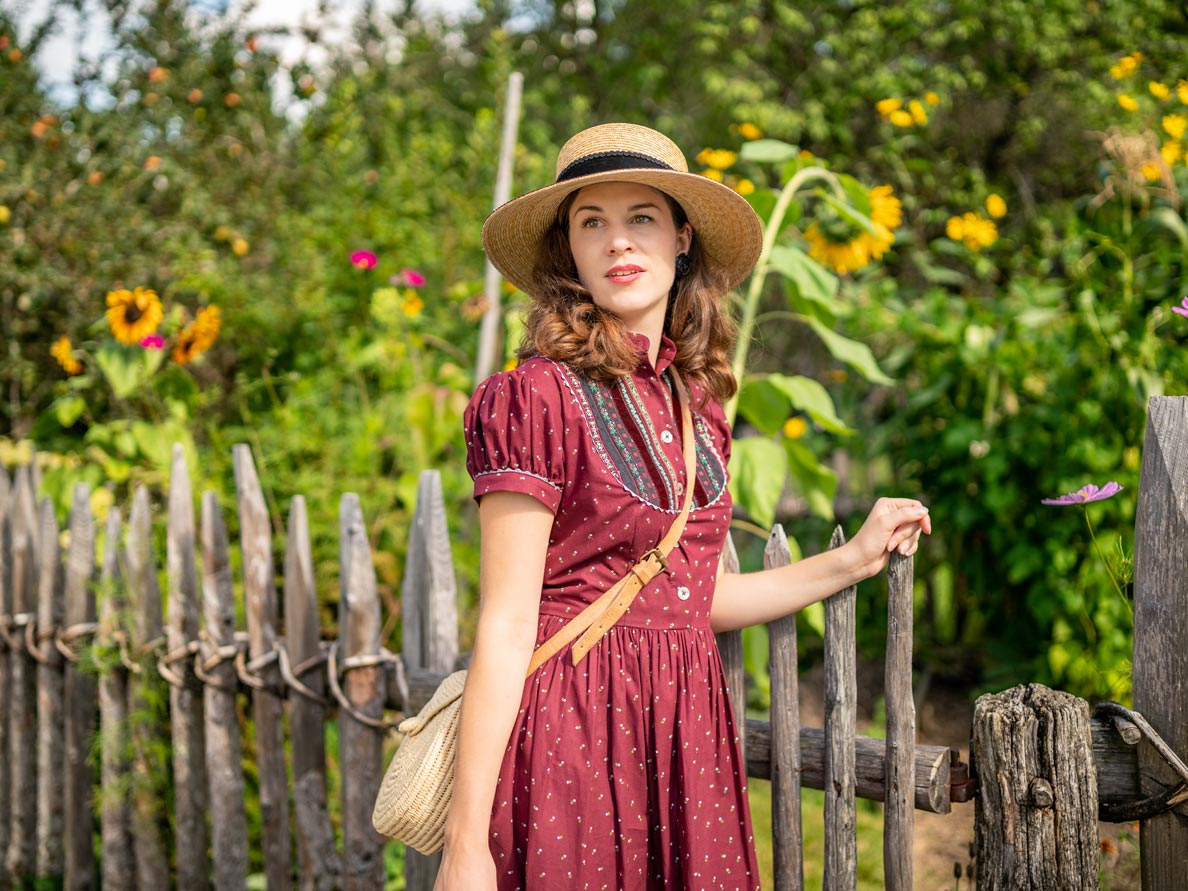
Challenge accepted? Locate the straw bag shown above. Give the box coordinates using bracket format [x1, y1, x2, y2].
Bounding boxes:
[372, 369, 697, 855]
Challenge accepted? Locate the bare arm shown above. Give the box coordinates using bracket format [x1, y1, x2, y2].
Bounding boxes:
[435, 491, 553, 886]
[710, 497, 931, 633]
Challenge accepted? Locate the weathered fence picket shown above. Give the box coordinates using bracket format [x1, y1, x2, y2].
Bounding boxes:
[126, 485, 171, 890]
[167, 445, 210, 891]
[765, 525, 803, 891]
[6, 466, 38, 882]
[717, 533, 748, 761]
[63, 483, 97, 891]
[35, 496, 66, 882]
[0, 449, 975, 890]
[200, 490, 250, 891]
[824, 526, 857, 891]
[883, 552, 915, 891]
[97, 507, 133, 891]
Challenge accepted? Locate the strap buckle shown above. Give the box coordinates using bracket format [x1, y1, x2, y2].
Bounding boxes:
[638, 547, 669, 572]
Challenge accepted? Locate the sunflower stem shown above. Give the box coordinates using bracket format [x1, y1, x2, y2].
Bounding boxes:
[726, 165, 841, 426]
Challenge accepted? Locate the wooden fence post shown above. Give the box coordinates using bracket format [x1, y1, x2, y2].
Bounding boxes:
[883, 552, 915, 891]
[125, 485, 171, 890]
[972, 684, 1098, 890]
[716, 533, 748, 761]
[63, 483, 97, 891]
[0, 468, 12, 888]
[233, 444, 292, 891]
[6, 466, 39, 882]
[765, 526, 803, 891]
[35, 497, 66, 882]
[339, 493, 386, 890]
[200, 490, 250, 891]
[401, 471, 459, 891]
[285, 495, 341, 891]
[97, 507, 134, 891]
[168, 445, 210, 890]
[823, 526, 856, 891]
[1133, 394, 1188, 889]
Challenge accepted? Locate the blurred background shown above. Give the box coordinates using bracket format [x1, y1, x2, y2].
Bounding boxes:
[4, 0, 1188, 777]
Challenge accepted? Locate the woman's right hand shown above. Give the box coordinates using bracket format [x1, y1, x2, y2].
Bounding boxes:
[432, 844, 498, 891]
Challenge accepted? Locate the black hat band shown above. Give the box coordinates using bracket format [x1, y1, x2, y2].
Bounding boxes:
[556, 150, 674, 183]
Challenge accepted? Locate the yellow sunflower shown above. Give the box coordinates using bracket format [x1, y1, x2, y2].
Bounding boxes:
[51, 336, 83, 375]
[804, 184, 902, 275]
[172, 305, 222, 365]
[105, 287, 164, 345]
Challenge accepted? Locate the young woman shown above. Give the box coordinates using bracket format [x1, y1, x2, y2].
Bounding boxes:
[435, 123, 930, 890]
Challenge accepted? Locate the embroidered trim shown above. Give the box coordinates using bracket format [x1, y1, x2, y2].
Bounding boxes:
[473, 467, 562, 493]
[551, 360, 728, 513]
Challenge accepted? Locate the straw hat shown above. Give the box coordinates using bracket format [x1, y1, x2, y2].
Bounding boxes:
[482, 122, 763, 298]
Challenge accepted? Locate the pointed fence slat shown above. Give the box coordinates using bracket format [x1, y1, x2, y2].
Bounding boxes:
[339, 493, 386, 891]
[126, 486, 171, 890]
[167, 446, 210, 890]
[200, 491, 249, 891]
[285, 495, 341, 891]
[36, 497, 66, 881]
[823, 526, 857, 891]
[716, 532, 747, 760]
[98, 508, 134, 891]
[6, 466, 39, 881]
[401, 472, 459, 890]
[883, 552, 916, 891]
[63, 484, 97, 891]
[233, 444, 292, 891]
[0, 468, 13, 887]
[765, 526, 802, 891]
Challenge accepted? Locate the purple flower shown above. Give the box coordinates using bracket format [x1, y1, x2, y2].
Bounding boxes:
[1042, 482, 1123, 505]
[350, 250, 378, 270]
[399, 267, 426, 287]
[1172, 296, 1188, 318]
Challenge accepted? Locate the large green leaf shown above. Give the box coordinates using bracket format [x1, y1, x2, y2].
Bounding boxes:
[95, 343, 147, 400]
[727, 436, 787, 529]
[785, 439, 838, 521]
[736, 378, 790, 437]
[768, 245, 838, 318]
[53, 395, 86, 428]
[817, 189, 877, 237]
[767, 374, 852, 435]
[803, 316, 894, 385]
[739, 138, 799, 164]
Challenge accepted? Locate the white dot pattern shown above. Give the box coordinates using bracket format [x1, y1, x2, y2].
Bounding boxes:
[464, 334, 760, 890]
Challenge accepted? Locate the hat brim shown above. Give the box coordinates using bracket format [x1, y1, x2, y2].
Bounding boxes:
[482, 168, 763, 299]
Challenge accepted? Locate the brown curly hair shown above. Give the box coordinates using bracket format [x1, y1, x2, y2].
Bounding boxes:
[517, 190, 739, 404]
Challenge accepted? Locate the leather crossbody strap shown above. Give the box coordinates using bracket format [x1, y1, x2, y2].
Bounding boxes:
[524, 366, 698, 677]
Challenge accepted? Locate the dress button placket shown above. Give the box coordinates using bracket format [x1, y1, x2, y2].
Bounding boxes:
[660, 430, 674, 444]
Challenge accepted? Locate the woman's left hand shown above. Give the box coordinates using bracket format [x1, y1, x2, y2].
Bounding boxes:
[847, 497, 932, 580]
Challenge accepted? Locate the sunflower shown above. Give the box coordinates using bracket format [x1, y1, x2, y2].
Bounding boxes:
[804, 184, 902, 275]
[172, 305, 221, 365]
[106, 287, 164, 345]
[51, 336, 83, 375]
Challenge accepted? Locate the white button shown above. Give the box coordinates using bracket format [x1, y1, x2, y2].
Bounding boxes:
[660, 430, 674, 444]
[675, 481, 684, 496]
[676, 586, 691, 601]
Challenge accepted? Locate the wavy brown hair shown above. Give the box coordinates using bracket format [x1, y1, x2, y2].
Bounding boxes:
[517, 190, 738, 404]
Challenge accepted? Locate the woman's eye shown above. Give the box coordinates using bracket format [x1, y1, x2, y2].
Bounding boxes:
[579, 217, 602, 228]
[632, 214, 653, 224]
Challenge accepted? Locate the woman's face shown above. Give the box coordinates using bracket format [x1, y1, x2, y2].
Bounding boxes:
[566, 181, 692, 334]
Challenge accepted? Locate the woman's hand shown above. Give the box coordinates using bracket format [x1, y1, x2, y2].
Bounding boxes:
[846, 497, 931, 580]
[432, 842, 498, 891]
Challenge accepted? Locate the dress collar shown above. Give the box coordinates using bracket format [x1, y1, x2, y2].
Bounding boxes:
[627, 332, 677, 377]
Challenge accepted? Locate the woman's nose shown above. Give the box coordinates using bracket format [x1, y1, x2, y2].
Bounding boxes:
[607, 225, 633, 253]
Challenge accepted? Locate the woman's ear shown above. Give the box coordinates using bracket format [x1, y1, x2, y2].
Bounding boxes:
[677, 222, 693, 255]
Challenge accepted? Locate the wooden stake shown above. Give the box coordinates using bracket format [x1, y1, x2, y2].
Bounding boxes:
[823, 526, 856, 891]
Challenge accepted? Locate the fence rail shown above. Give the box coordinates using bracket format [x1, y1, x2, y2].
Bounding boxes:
[0, 442, 950, 891]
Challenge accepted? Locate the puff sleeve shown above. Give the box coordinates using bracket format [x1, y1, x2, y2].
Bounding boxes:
[464, 361, 569, 514]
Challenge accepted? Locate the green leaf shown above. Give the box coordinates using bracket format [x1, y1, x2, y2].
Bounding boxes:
[803, 316, 894, 385]
[53, 395, 86, 427]
[817, 190, 877, 237]
[727, 436, 787, 529]
[739, 138, 799, 164]
[768, 245, 838, 317]
[766, 373, 852, 435]
[1145, 206, 1188, 248]
[784, 439, 838, 520]
[744, 188, 777, 225]
[737, 379, 790, 436]
[801, 601, 826, 638]
[95, 343, 146, 399]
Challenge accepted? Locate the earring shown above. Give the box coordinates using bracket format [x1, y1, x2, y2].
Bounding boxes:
[674, 252, 692, 278]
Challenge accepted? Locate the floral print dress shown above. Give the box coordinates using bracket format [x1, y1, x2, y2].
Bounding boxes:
[464, 333, 760, 891]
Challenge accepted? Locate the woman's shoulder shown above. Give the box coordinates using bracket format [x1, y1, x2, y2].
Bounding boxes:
[466, 356, 571, 420]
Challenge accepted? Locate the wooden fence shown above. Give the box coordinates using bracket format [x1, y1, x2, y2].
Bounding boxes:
[0, 438, 965, 890]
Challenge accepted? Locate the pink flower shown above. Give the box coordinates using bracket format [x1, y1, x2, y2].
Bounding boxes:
[399, 267, 426, 287]
[1042, 482, 1123, 505]
[1172, 296, 1188, 318]
[140, 335, 165, 350]
[350, 250, 378, 270]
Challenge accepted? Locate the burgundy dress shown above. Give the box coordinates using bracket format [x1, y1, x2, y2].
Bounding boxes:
[464, 334, 760, 890]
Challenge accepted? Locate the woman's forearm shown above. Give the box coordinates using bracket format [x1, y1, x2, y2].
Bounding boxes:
[442, 611, 536, 851]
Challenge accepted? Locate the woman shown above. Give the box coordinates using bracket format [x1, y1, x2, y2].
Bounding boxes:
[436, 123, 930, 890]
